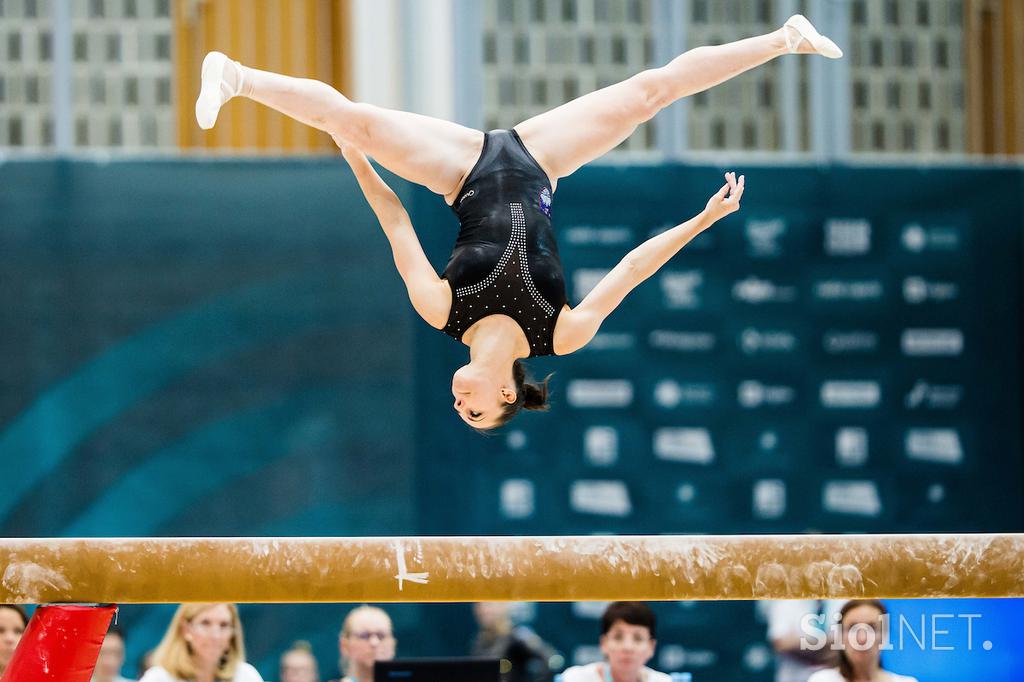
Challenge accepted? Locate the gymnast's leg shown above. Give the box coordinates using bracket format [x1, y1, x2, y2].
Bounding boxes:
[514, 15, 841, 184]
[195, 54, 482, 201]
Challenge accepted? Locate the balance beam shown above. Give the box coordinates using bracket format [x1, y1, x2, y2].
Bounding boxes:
[2, 534, 1022, 604]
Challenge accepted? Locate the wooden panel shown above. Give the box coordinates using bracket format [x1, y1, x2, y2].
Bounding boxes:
[174, 0, 352, 152]
[965, 0, 1024, 154]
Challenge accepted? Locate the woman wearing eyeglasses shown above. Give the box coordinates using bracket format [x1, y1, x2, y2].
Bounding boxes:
[140, 603, 264, 682]
[331, 606, 397, 682]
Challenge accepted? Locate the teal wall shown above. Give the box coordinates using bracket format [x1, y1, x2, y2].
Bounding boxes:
[1, 159, 1022, 680]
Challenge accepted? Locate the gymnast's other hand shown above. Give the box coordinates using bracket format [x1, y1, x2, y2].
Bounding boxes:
[703, 171, 745, 224]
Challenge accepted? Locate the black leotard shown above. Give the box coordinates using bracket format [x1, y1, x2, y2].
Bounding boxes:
[442, 129, 567, 357]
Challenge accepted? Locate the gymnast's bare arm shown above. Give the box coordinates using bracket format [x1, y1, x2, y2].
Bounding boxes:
[552, 172, 745, 355]
[338, 141, 452, 329]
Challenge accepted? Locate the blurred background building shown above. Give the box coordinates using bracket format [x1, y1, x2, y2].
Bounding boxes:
[1, 1, 1023, 681]
[1, 0, 1021, 155]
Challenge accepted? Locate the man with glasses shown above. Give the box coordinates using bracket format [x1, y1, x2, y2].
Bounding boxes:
[330, 606, 397, 682]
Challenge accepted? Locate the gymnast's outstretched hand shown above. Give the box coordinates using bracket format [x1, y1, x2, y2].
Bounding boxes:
[703, 171, 745, 224]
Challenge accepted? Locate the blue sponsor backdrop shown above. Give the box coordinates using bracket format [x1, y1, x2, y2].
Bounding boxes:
[1, 159, 1022, 680]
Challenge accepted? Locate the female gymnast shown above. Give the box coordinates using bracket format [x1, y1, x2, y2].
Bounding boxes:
[195, 15, 841, 430]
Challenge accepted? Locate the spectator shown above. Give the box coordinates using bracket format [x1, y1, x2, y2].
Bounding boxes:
[472, 602, 559, 682]
[329, 606, 396, 682]
[280, 641, 319, 682]
[93, 626, 133, 682]
[140, 603, 263, 682]
[560, 602, 670, 682]
[137, 649, 156, 680]
[764, 600, 842, 682]
[807, 600, 918, 682]
[0, 604, 28, 678]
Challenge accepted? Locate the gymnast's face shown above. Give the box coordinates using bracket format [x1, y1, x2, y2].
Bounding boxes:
[182, 604, 234, 668]
[600, 620, 655, 677]
[452, 363, 516, 428]
[0, 607, 26, 671]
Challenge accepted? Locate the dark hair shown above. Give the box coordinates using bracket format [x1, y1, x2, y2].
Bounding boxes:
[106, 624, 125, 642]
[0, 604, 28, 628]
[485, 360, 552, 430]
[600, 602, 656, 640]
[837, 599, 887, 681]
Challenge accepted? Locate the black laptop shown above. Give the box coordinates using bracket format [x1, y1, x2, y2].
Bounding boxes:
[374, 658, 501, 682]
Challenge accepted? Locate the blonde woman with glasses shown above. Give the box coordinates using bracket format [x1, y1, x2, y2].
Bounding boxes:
[330, 606, 396, 682]
[140, 603, 264, 682]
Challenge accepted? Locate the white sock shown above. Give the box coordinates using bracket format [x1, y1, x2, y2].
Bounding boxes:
[195, 51, 246, 130]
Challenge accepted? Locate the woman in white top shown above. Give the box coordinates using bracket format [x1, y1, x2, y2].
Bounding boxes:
[807, 600, 917, 682]
[560, 602, 671, 682]
[140, 603, 264, 682]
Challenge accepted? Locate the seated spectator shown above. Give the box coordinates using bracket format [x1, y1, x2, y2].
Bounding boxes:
[560, 602, 670, 682]
[280, 641, 320, 682]
[329, 606, 396, 682]
[93, 626, 133, 682]
[0, 605, 28, 678]
[140, 603, 263, 682]
[137, 649, 156, 680]
[807, 600, 918, 682]
[764, 600, 842, 682]
[472, 602, 559, 682]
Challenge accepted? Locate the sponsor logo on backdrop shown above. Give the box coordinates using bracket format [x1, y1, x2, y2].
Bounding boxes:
[500, 479, 535, 519]
[732, 276, 798, 304]
[905, 428, 964, 464]
[753, 479, 786, 519]
[676, 483, 697, 504]
[659, 644, 719, 670]
[820, 381, 882, 409]
[649, 330, 717, 352]
[585, 332, 636, 351]
[739, 327, 798, 355]
[583, 426, 618, 466]
[814, 279, 884, 301]
[567, 379, 634, 408]
[836, 427, 869, 467]
[745, 217, 787, 257]
[653, 380, 717, 408]
[653, 428, 715, 465]
[564, 225, 633, 246]
[901, 222, 963, 253]
[738, 380, 796, 408]
[903, 276, 959, 304]
[660, 270, 704, 309]
[823, 330, 880, 354]
[823, 480, 882, 517]
[506, 430, 528, 450]
[572, 268, 610, 303]
[824, 218, 872, 256]
[758, 430, 779, 453]
[904, 381, 964, 409]
[901, 328, 964, 356]
[570, 480, 632, 517]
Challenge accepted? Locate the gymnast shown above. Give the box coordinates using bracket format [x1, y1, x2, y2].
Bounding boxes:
[196, 15, 841, 430]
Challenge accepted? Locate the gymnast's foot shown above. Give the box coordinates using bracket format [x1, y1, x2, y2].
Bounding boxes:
[195, 51, 245, 130]
[782, 14, 843, 59]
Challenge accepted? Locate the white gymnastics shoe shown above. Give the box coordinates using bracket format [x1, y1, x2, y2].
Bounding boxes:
[195, 51, 244, 130]
[783, 14, 843, 59]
